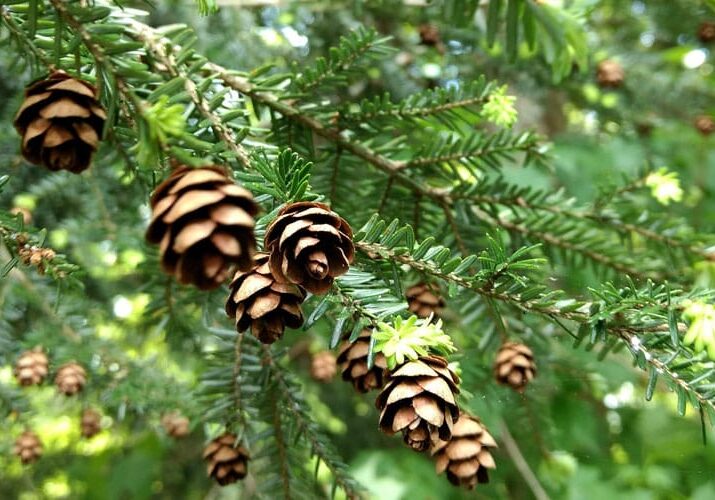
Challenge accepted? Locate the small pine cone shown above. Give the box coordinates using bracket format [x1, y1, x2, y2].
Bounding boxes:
[596, 60, 624, 88]
[310, 351, 337, 383]
[162, 412, 190, 438]
[376, 355, 460, 452]
[406, 283, 445, 319]
[13, 70, 105, 173]
[203, 433, 250, 486]
[493, 342, 536, 392]
[225, 253, 306, 344]
[146, 166, 258, 290]
[418, 24, 441, 46]
[14, 431, 43, 465]
[337, 330, 388, 393]
[81, 408, 102, 439]
[695, 115, 715, 136]
[55, 362, 87, 396]
[698, 21, 715, 43]
[264, 201, 354, 295]
[431, 414, 497, 489]
[14, 348, 49, 387]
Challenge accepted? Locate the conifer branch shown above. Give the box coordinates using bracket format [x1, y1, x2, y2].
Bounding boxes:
[261, 345, 363, 498]
[129, 20, 252, 169]
[470, 205, 663, 280]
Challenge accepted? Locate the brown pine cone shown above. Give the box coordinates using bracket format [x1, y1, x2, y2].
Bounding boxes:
[14, 348, 49, 387]
[596, 60, 624, 88]
[695, 115, 715, 136]
[146, 166, 258, 290]
[13, 70, 105, 173]
[698, 21, 715, 43]
[225, 252, 305, 344]
[406, 283, 445, 319]
[264, 201, 354, 295]
[80, 408, 102, 439]
[310, 351, 337, 383]
[493, 342, 536, 392]
[203, 433, 250, 486]
[337, 330, 388, 393]
[419, 24, 441, 47]
[14, 431, 43, 465]
[431, 414, 497, 489]
[162, 412, 190, 438]
[376, 355, 460, 452]
[55, 362, 87, 396]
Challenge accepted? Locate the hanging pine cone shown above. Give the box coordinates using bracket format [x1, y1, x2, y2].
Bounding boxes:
[698, 21, 715, 43]
[418, 24, 441, 47]
[14, 431, 43, 465]
[146, 165, 258, 290]
[225, 252, 306, 344]
[695, 115, 715, 136]
[493, 342, 536, 392]
[14, 348, 49, 387]
[203, 433, 250, 486]
[13, 70, 105, 173]
[55, 362, 87, 396]
[310, 351, 337, 383]
[376, 355, 460, 452]
[337, 330, 388, 393]
[162, 412, 190, 438]
[431, 414, 497, 489]
[596, 60, 624, 88]
[264, 201, 354, 295]
[80, 408, 102, 439]
[406, 283, 445, 319]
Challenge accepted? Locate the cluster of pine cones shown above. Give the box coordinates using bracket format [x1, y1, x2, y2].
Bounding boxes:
[11, 348, 97, 464]
[12, 70, 542, 491]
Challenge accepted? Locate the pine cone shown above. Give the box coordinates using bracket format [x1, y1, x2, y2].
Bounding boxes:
[698, 21, 715, 43]
[596, 60, 624, 88]
[146, 166, 258, 290]
[310, 351, 337, 383]
[418, 24, 441, 46]
[337, 330, 388, 393]
[55, 362, 87, 396]
[14, 348, 49, 387]
[225, 253, 305, 344]
[162, 412, 190, 438]
[376, 355, 460, 452]
[695, 115, 715, 136]
[80, 408, 102, 439]
[13, 70, 105, 173]
[431, 414, 497, 489]
[14, 431, 43, 465]
[493, 342, 536, 392]
[203, 433, 250, 486]
[406, 283, 445, 319]
[264, 201, 354, 295]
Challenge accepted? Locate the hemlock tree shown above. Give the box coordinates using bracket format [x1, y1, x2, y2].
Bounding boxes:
[1, 0, 715, 498]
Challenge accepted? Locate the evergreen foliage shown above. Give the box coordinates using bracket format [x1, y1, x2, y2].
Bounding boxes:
[1, 0, 715, 498]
